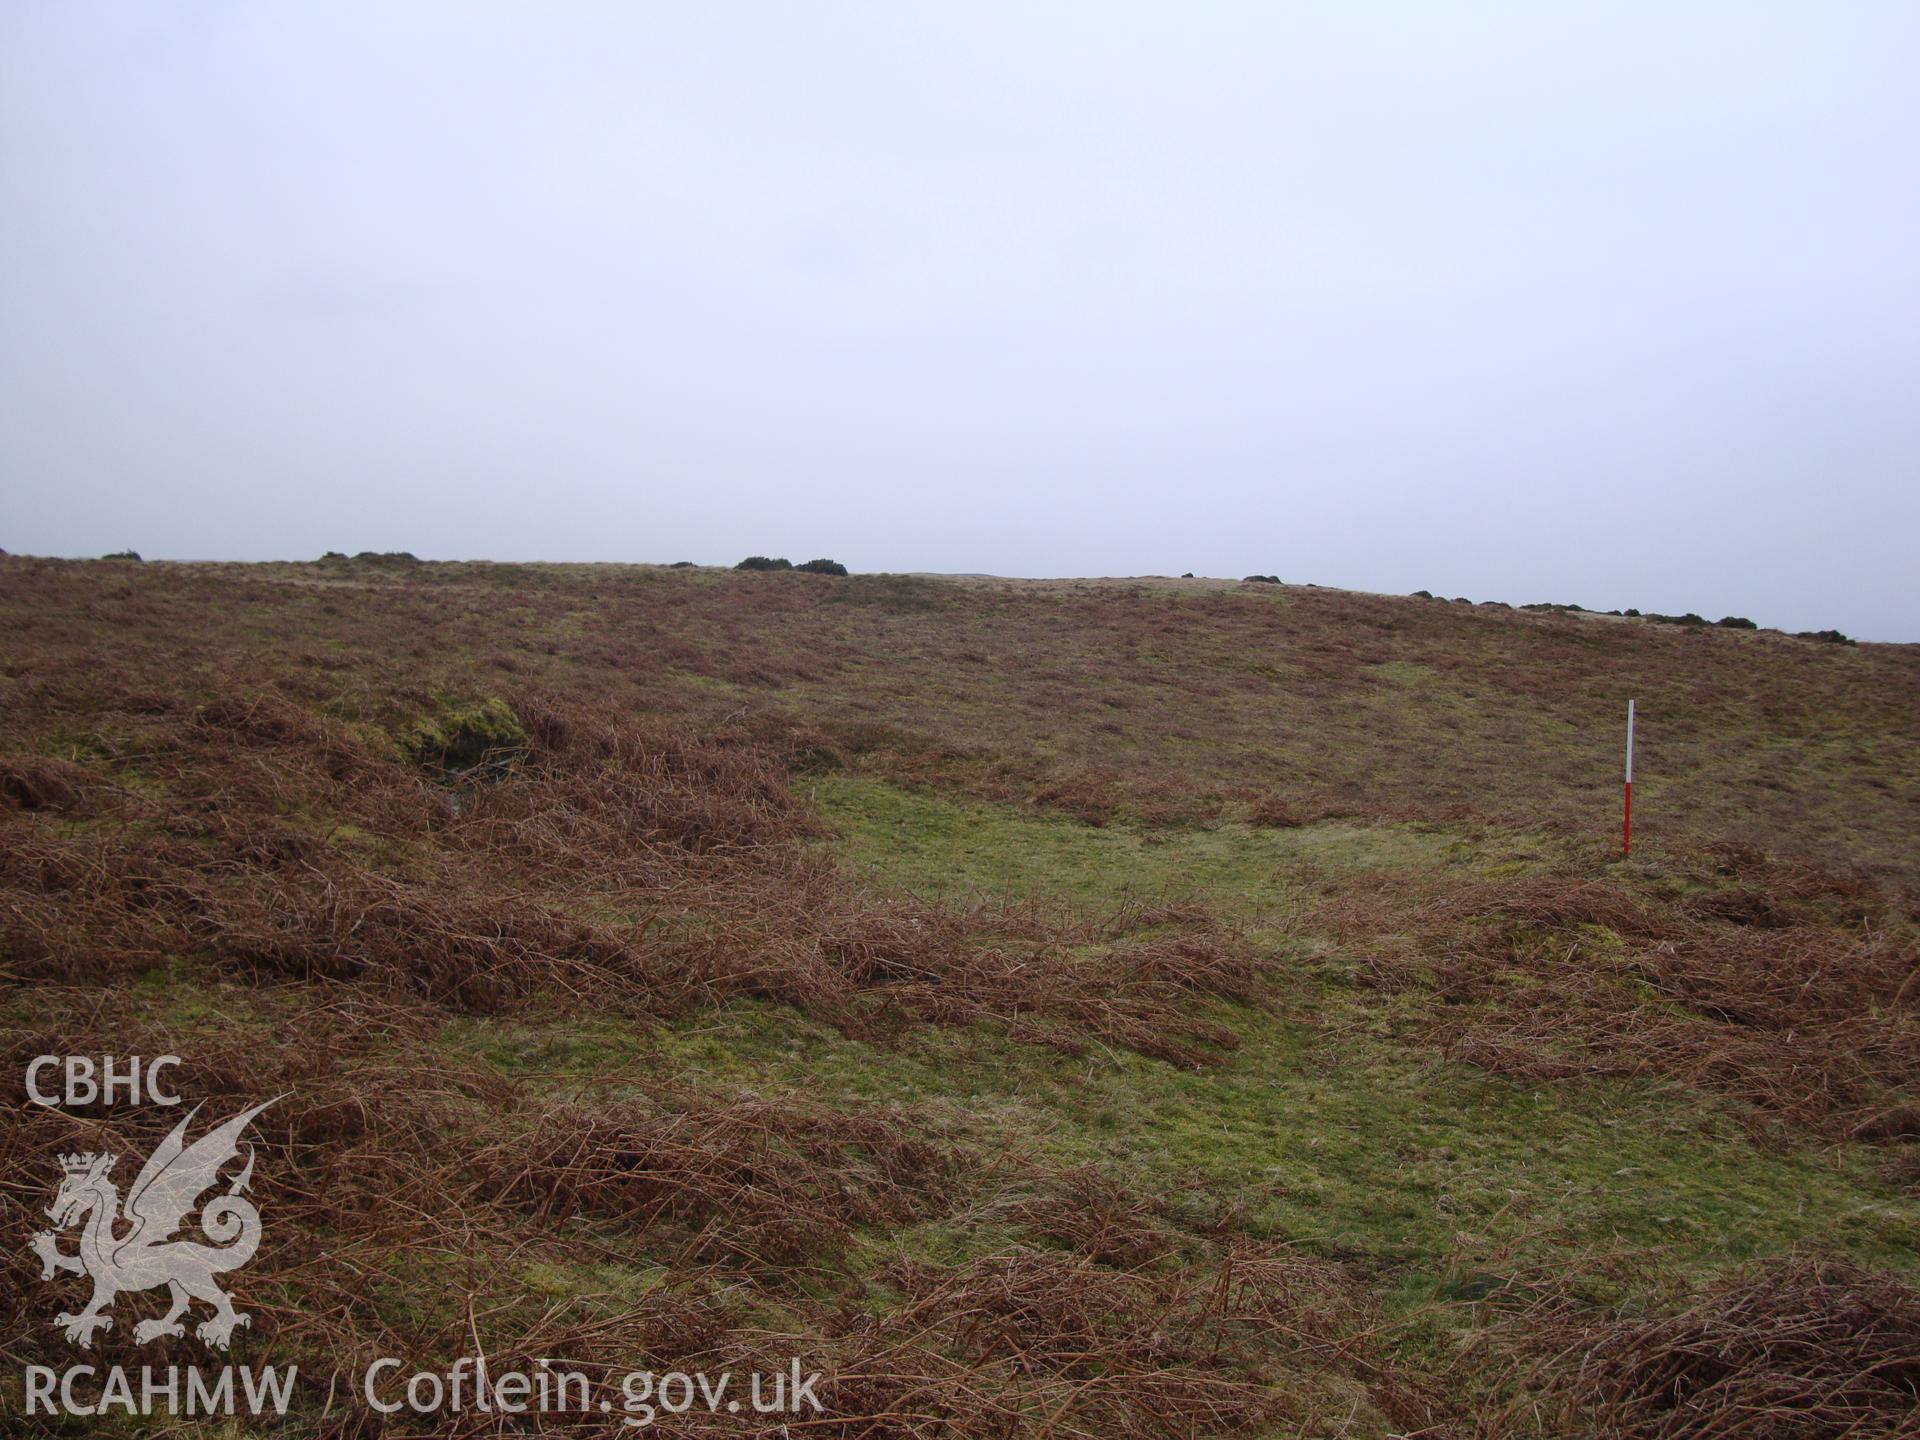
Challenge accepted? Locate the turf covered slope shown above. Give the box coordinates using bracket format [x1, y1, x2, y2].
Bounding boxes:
[2, 556, 1916, 1437]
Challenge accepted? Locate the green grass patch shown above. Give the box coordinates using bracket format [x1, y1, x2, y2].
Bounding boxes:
[456, 999, 1916, 1302]
[807, 774, 1515, 916]
[758, 778, 1920, 1295]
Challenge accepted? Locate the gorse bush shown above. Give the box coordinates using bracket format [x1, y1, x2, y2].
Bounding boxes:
[1718, 616, 1758, 630]
[735, 557, 848, 574]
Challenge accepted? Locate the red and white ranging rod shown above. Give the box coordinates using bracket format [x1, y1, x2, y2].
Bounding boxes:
[1623, 699, 1636, 855]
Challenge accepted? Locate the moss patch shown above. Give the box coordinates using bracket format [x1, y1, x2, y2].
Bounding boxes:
[398, 696, 528, 771]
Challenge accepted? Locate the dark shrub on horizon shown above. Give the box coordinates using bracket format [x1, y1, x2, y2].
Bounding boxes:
[795, 558, 849, 575]
[101, 550, 142, 561]
[1242, 574, 1280, 584]
[669, 560, 696, 568]
[736, 556, 793, 571]
[1717, 616, 1758, 629]
[1411, 589, 1433, 599]
[1649, 612, 1709, 627]
[1795, 628, 1856, 645]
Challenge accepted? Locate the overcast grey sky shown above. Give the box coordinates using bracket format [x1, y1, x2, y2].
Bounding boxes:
[3, 3, 1916, 638]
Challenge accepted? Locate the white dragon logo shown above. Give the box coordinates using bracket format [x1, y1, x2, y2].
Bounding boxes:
[30, 1099, 277, 1351]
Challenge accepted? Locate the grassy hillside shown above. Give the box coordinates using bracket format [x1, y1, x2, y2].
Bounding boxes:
[3, 556, 1916, 1436]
